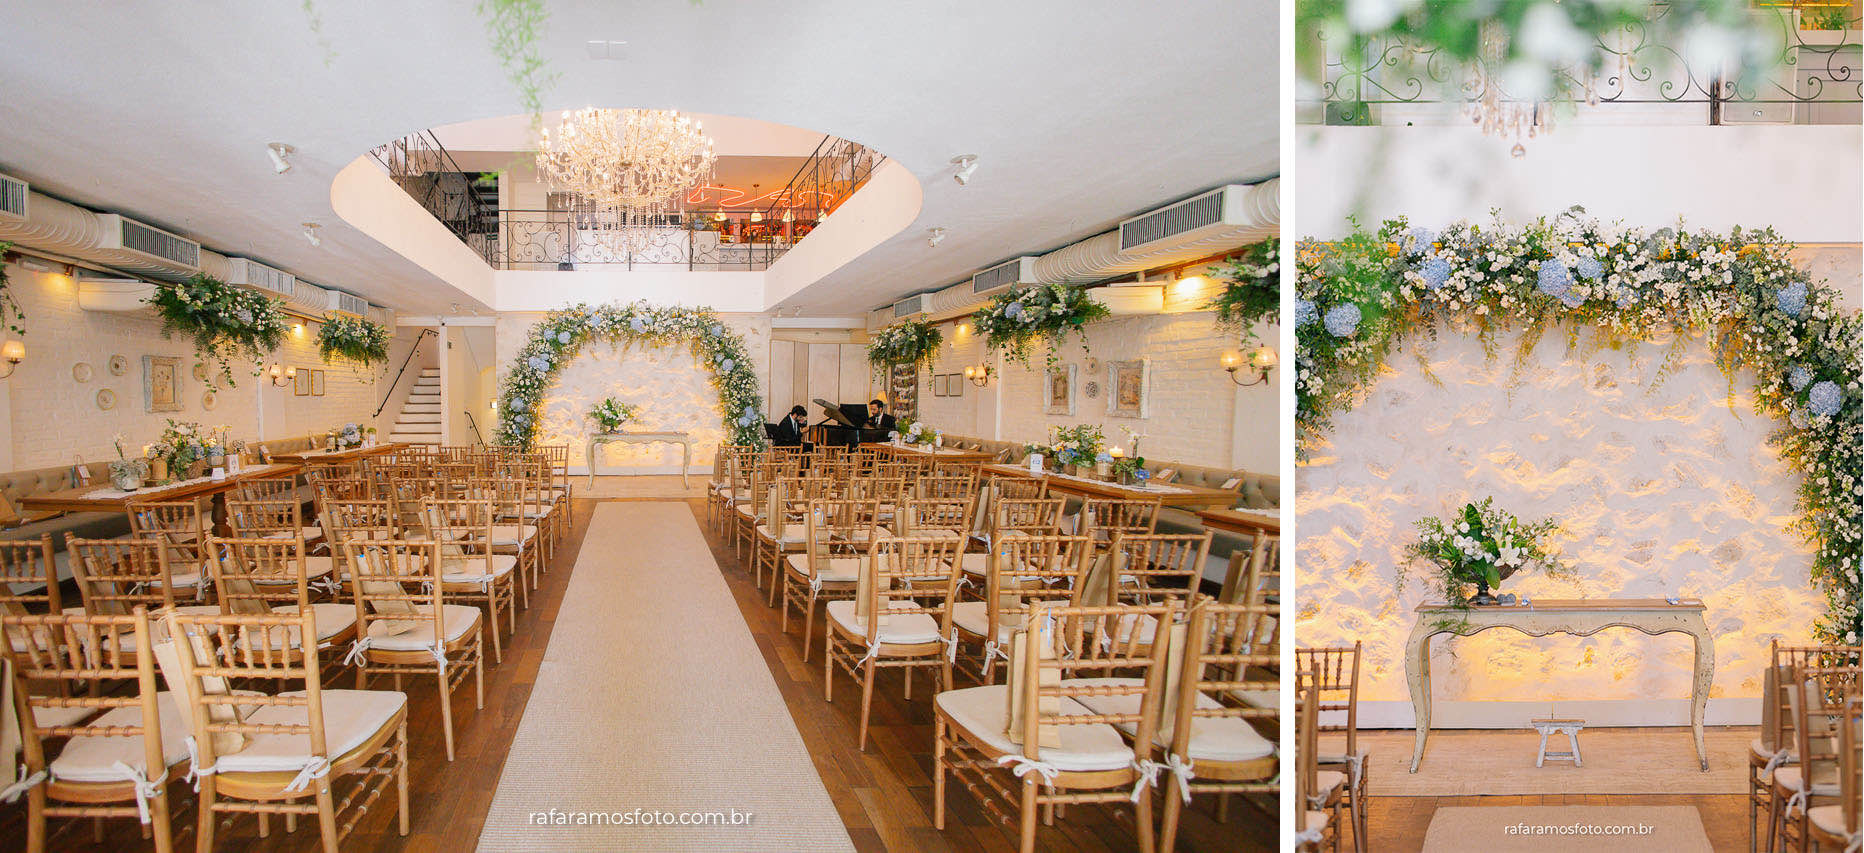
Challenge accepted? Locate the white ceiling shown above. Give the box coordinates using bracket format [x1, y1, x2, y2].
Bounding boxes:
[0, 0, 1277, 316]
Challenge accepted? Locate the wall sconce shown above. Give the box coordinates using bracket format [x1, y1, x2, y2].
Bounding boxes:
[0, 340, 23, 379]
[963, 363, 993, 387]
[1221, 346, 1276, 387]
[266, 363, 297, 387]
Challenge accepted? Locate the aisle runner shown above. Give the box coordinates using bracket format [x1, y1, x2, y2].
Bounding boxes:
[477, 502, 854, 851]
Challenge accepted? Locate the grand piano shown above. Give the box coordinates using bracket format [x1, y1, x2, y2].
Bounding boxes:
[808, 399, 891, 448]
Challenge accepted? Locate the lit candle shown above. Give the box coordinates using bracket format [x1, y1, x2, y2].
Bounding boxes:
[1110, 447, 1124, 459]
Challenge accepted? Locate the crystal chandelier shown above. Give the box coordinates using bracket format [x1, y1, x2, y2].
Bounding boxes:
[1461, 21, 1595, 158]
[535, 108, 718, 254]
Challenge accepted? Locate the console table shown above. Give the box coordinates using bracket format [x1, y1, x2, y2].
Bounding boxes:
[588, 432, 693, 488]
[1404, 597, 1713, 773]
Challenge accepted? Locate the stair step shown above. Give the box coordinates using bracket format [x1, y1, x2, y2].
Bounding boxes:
[393, 425, 442, 435]
[402, 404, 441, 414]
[407, 393, 441, 403]
[397, 414, 442, 425]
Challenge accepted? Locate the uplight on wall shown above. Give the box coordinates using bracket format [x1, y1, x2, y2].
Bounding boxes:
[292, 323, 306, 337]
[1221, 345, 1276, 387]
[0, 340, 24, 379]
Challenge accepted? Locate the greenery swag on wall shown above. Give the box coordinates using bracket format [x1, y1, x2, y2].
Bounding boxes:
[146, 274, 288, 389]
[1206, 238, 1279, 347]
[866, 319, 944, 373]
[972, 282, 1111, 368]
[316, 314, 391, 369]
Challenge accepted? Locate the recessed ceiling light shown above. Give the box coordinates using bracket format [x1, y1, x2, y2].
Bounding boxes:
[268, 143, 296, 174]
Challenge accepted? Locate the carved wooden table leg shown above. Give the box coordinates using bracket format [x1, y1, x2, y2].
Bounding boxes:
[1406, 621, 1436, 773]
[1689, 622, 1715, 771]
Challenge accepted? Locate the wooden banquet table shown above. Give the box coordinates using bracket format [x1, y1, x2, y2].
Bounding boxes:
[866, 443, 996, 470]
[18, 463, 304, 515]
[1403, 597, 1714, 773]
[1195, 507, 1281, 536]
[980, 463, 1243, 509]
[268, 442, 410, 464]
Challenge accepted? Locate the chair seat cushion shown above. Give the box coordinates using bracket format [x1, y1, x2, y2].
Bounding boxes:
[365, 604, 480, 649]
[784, 554, 861, 584]
[1806, 804, 1848, 838]
[269, 603, 358, 644]
[934, 684, 1133, 772]
[950, 600, 1018, 642]
[48, 692, 192, 782]
[754, 524, 806, 546]
[1774, 765, 1841, 795]
[1316, 769, 1347, 798]
[250, 555, 336, 582]
[1067, 677, 1275, 762]
[487, 525, 537, 547]
[216, 689, 407, 775]
[825, 600, 942, 645]
[441, 553, 519, 584]
[33, 704, 98, 729]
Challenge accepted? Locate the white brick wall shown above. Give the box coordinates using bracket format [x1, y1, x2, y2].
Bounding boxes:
[913, 308, 1278, 472]
[2, 260, 402, 470]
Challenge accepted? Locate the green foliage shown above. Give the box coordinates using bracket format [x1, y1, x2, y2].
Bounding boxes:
[588, 397, 639, 432]
[1400, 498, 1571, 608]
[146, 274, 287, 389]
[478, 0, 557, 130]
[866, 319, 944, 371]
[1206, 238, 1280, 347]
[0, 241, 23, 336]
[315, 314, 390, 369]
[972, 283, 1111, 367]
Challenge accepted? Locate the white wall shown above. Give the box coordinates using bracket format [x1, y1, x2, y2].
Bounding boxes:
[913, 299, 1279, 473]
[444, 325, 496, 445]
[766, 339, 870, 421]
[0, 259, 403, 470]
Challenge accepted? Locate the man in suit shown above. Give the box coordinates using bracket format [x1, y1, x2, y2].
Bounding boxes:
[774, 405, 811, 448]
[865, 399, 897, 434]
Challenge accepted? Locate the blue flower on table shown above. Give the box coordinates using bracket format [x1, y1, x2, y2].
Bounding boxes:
[1294, 299, 1318, 328]
[1776, 280, 1807, 318]
[1095, 452, 1113, 464]
[1575, 257, 1603, 281]
[1536, 260, 1572, 300]
[1418, 258, 1452, 290]
[1323, 303, 1361, 338]
[1807, 380, 1843, 417]
[1788, 366, 1813, 392]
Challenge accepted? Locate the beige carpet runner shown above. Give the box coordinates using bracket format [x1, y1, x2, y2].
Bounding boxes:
[477, 502, 854, 851]
[1420, 805, 1713, 852]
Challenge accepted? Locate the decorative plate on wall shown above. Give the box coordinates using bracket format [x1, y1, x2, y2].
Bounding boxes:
[72, 362, 93, 383]
[108, 355, 128, 376]
[1085, 380, 1101, 399]
[95, 389, 116, 410]
[191, 362, 208, 381]
[201, 391, 217, 410]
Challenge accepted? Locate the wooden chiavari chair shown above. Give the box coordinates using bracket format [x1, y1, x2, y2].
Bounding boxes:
[421, 498, 520, 664]
[824, 535, 965, 750]
[1754, 643, 1862, 853]
[65, 537, 220, 625]
[307, 472, 372, 502]
[207, 535, 359, 660]
[896, 497, 975, 541]
[0, 535, 60, 618]
[2, 609, 182, 853]
[732, 458, 792, 559]
[226, 500, 340, 595]
[470, 475, 543, 592]
[949, 534, 1091, 684]
[159, 607, 411, 852]
[124, 499, 211, 602]
[959, 498, 1067, 591]
[1078, 497, 1163, 543]
[987, 474, 1046, 501]
[752, 475, 830, 599]
[341, 539, 483, 761]
[234, 471, 302, 503]
[1295, 669, 1337, 851]
[934, 600, 1178, 853]
[1773, 664, 1860, 853]
[780, 498, 880, 658]
[1295, 642, 1365, 852]
[1806, 694, 1860, 852]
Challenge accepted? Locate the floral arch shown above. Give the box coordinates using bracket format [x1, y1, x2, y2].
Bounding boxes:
[495, 301, 767, 450]
[1296, 213, 1861, 644]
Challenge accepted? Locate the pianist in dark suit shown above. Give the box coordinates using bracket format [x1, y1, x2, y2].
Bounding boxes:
[865, 399, 897, 434]
[773, 405, 811, 448]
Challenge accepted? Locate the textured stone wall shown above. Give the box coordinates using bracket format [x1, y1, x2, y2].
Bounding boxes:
[1296, 322, 1820, 725]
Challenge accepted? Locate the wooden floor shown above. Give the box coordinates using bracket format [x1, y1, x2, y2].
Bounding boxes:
[1362, 793, 1751, 852]
[0, 498, 1274, 851]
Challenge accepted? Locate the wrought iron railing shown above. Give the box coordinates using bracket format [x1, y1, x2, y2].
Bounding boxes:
[493, 209, 814, 271]
[369, 131, 500, 263]
[1303, 4, 1860, 124]
[759, 135, 885, 223]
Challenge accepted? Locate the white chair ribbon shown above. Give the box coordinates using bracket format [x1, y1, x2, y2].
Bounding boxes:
[183, 736, 217, 788]
[942, 627, 960, 664]
[809, 574, 824, 594]
[341, 637, 373, 667]
[1785, 787, 1810, 818]
[1762, 746, 1792, 775]
[1130, 758, 1164, 803]
[106, 761, 163, 824]
[981, 640, 1011, 679]
[281, 756, 331, 793]
[1320, 752, 1365, 791]
[1295, 826, 1325, 845]
[0, 766, 47, 803]
[855, 640, 883, 667]
[1164, 754, 1197, 804]
[996, 754, 1059, 787]
[1844, 831, 1861, 853]
[428, 644, 449, 674]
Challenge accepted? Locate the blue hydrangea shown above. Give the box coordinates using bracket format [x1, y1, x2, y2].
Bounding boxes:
[510, 398, 526, 412]
[1405, 228, 1436, 254]
[1613, 286, 1636, 309]
[1323, 303, 1362, 338]
[556, 331, 572, 344]
[527, 355, 550, 372]
[1788, 366, 1813, 392]
[1560, 290, 1585, 308]
[711, 324, 724, 337]
[630, 317, 648, 332]
[1776, 280, 1807, 318]
[1807, 380, 1843, 417]
[1095, 452, 1113, 464]
[720, 358, 735, 372]
[1294, 299, 1318, 328]
[1418, 258, 1452, 290]
[1004, 302, 1025, 320]
[1536, 260, 1572, 299]
[1575, 257, 1603, 280]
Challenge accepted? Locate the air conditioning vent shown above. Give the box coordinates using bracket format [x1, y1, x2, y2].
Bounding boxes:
[222, 258, 295, 297]
[93, 213, 201, 279]
[287, 280, 329, 317]
[367, 306, 396, 328]
[971, 256, 1040, 296]
[1118, 184, 1251, 252]
[0, 174, 26, 223]
[326, 289, 369, 318]
[892, 293, 931, 318]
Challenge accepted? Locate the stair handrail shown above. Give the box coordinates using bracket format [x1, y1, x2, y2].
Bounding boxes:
[375, 328, 438, 418]
[464, 410, 486, 447]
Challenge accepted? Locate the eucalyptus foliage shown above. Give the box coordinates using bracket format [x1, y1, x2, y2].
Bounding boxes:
[147, 274, 287, 389]
[866, 319, 943, 372]
[973, 283, 1110, 367]
[1297, 212, 1862, 644]
[316, 314, 390, 368]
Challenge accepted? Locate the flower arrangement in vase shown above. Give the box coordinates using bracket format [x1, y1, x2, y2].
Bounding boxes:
[1402, 498, 1571, 607]
[892, 420, 941, 448]
[1048, 424, 1106, 474]
[151, 420, 214, 481]
[332, 423, 363, 450]
[107, 434, 147, 491]
[588, 398, 639, 434]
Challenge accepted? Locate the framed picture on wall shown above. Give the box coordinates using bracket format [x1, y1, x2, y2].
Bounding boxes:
[310, 370, 326, 396]
[947, 373, 964, 398]
[142, 355, 181, 413]
[293, 368, 311, 396]
[1107, 359, 1150, 419]
[1045, 364, 1076, 416]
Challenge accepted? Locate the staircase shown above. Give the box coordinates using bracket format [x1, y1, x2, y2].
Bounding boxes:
[387, 368, 443, 447]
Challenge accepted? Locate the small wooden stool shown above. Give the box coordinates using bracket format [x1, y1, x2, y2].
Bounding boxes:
[1532, 717, 1584, 767]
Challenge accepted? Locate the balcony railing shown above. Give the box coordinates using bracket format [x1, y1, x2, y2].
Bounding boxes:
[760, 136, 885, 223]
[493, 208, 819, 271]
[369, 130, 500, 264]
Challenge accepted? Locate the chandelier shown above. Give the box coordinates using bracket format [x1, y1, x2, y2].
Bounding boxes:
[1461, 21, 1596, 158]
[535, 108, 717, 254]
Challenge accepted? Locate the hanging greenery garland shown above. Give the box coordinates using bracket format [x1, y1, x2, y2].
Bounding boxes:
[494, 301, 766, 450]
[1296, 211, 1861, 645]
[866, 318, 944, 372]
[0, 241, 24, 337]
[316, 314, 391, 369]
[1206, 238, 1280, 347]
[146, 274, 288, 389]
[972, 282, 1111, 367]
